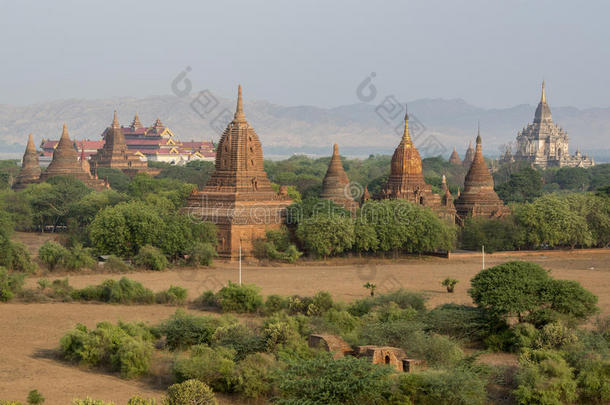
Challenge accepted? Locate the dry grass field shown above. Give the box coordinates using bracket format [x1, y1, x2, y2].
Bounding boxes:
[2, 233, 609, 404]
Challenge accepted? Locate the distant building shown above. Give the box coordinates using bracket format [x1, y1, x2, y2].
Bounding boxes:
[513, 82, 594, 168]
[448, 147, 462, 165]
[320, 144, 359, 211]
[39, 114, 215, 167]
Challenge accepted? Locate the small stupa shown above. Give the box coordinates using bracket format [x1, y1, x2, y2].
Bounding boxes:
[320, 144, 358, 210]
[13, 134, 41, 190]
[448, 147, 462, 165]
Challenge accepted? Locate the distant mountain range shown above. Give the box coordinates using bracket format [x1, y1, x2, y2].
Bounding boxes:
[1, 93, 609, 162]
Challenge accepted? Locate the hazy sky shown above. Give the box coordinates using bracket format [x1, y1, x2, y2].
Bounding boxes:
[1, 0, 608, 108]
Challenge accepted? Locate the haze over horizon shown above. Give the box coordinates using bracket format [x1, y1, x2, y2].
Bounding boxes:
[1, 0, 609, 109]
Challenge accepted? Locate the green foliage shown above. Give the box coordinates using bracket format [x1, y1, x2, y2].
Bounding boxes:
[296, 213, 355, 257]
[0, 267, 25, 302]
[425, 304, 493, 342]
[393, 368, 487, 405]
[211, 323, 265, 361]
[514, 349, 578, 405]
[215, 281, 263, 313]
[273, 354, 394, 404]
[156, 309, 226, 350]
[469, 261, 551, 320]
[71, 399, 114, 405]
[103, 255, 132, 272]
[286, 197, 350, 226]
[133, 245, 168, 271]
[264, 294, 290, 314]
[126, 396, 156, 405]
[469, 261, 599, 325]
[441, 277, 458, 292]
[235, 352, 278, 400]
[173, 345, 237, 392]
[38, 241, 69, 271]
[156, 160, 215, 190]
[460, 216, 525, 252]
[127, 173, 195, 209]
[187, 242, 217, 266]
[62, 243, 96, 270]
[252, 228, 302, 263]
[0, 239, 36, 272]
[59, 321, 154, 378]
[163, 379, 217, 405]
[26, 390, 44, 405]
[72, 277, 155, 304]
[155, 285, 188, 305]
[496, 167, 543, 203]
[357, 199, 456, 254]
[513, 194, 595, 248]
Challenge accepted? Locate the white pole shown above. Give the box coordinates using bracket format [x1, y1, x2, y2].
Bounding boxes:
[239, 240, 242, 286]
[482, 245, 485, 270]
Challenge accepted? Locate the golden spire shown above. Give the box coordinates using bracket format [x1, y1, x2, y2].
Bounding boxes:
[541, 80, 546, 103]
[60, 124, 70, 141]
[234, 84, 246, 122]
[476, 121, 481, 144]
[112, 110, 120, 129]
[333, 143, 339, 156]
[402, 104, 411, 144]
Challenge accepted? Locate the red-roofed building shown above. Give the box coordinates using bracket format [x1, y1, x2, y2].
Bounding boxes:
[39, 114, 216, 167]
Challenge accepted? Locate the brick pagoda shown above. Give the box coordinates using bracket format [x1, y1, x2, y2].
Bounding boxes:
[13, 134, 41, 190]
[320, 144, 359, 210]
[39, 124, 107, 190]
[379, 109, 455, 222]
[448, 147, 461, 165]
[89, 111, 150, 175]
[184, 85, 292, 258]
[454, 131, 509, 220]
[463, 140, 475, 168]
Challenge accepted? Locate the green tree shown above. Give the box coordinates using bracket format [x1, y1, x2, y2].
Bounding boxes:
[460, 216, 525, 252]
[496, 167, 543, 203]
[26, 390, 44, 405]
[296, 213, 355, 257]
[163, 379, 217, 405]
[38, 241, 70, 271]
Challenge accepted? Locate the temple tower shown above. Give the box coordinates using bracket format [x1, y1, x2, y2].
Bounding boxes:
[440, 175, 456, 216]
[13, 134, 41, 190]
[320, 144, 358, 210]
[463, 140, 475, 168]
[183, 85, 292, 258]
[379, 108, 454, 222]
[89, 111, 148, 174]
[454, 131, 509, 220]
[448, 147, 462, 165]
[40, 125, 106, 190]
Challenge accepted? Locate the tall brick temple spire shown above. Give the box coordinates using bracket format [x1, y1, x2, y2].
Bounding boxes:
[184, 85, 292, 258]
[321, 144, 358, 210]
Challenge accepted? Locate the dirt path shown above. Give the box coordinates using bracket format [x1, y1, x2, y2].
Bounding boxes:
[1, 251, 608, 404]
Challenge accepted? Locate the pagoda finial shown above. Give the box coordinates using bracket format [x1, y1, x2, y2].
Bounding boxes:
[402, 104, 411, 144]
[541, 80, 546, 103]
[26, 133, 36, 152]
[112, 110, 120, 129]
[234, 84, 245, 122]
[60, 124, 69, 141]
[442, 174, 447, 185]
[333, 143, 339, 155]
[131, 113, 142, 129]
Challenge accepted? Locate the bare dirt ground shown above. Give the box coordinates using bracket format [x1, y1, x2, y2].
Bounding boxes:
[2, 238, 609, 404]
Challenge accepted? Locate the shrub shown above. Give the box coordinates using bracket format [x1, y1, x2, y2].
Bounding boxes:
[273, 354, 394, 404]
[126, 397, 156, 405]
[163, 379, 217, 405]
[235, 353, 278, 400]
[73, 278, 155, 304]
[425, 304, 493, 342]
[211, 323, 265, 361]
[393, 369, 487, 405]
[0, 267, 25, 302]
[533, 321, 578, 350]
[157, 310, 225, 350]
[59, 321, 154, 378]
[155, 285, 188, 305]
[252, 228, 302, 263]
[133, 245, 168, 271]
[173, 345, 237, 393]
[38, 241, 69, 271]
[26, 390, 44, 405]
[264, 294, 289, 314]
[71, 399, 114, 405]
[187, 242, 217, 266]
[215, 281, 263, 313]
[441, 277, 458, 293]
[63, 243, 96, 270]
[103, 255, 132, 273]
[193, 290, 218, 309]
[1, 240, 36, 272]
[514, 349, 578, 405]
